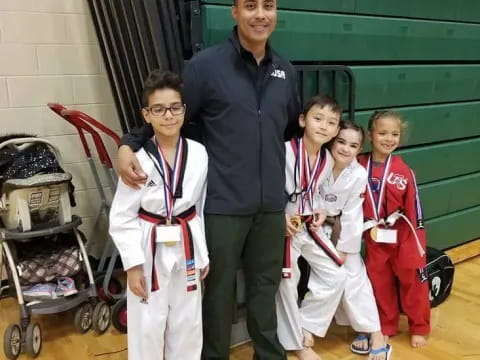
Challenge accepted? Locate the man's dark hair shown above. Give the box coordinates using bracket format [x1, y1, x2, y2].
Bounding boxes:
[142, 70, 183, 107]
[302, 93, 342, 116]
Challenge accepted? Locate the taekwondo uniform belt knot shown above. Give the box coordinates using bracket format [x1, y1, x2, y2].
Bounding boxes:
[363, 210, 425, 257]
[282, 214, 344, 279]
[324, 214, 342, 247]
[139, 206, 198, 292]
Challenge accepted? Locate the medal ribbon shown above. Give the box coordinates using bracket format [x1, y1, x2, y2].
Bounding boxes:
[366, 154, 392, 221]
[155, 137, 184, 222]
[298, 138, 325, 214]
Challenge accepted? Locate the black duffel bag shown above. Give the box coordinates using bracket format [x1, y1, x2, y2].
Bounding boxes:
[426, 247, 455, 307]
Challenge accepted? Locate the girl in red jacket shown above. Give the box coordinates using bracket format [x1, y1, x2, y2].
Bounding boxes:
[358, 110, 430, 348]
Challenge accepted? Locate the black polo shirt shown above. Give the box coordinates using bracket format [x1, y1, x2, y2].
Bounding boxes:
[121, 27, 301, 215]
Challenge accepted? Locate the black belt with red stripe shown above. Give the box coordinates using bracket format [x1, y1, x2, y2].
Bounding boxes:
[139, 206, 198, 292]
[282, 215, 344, 279]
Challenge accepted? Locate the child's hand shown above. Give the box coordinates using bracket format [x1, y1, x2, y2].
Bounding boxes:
[309, 209, 327, 232]
[285, 214, 299, 237]
[127, 265, 148, 299]
[201, 265, 210, 280]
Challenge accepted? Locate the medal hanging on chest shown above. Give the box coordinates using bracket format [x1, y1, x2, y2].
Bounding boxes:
[295, 138, 326, 216]
[155, 137, 185, 245]
[366, 155, 397, 244]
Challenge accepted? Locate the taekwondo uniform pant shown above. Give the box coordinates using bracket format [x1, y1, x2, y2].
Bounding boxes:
[334, 253, 381, 333]
[201, 212, 286, 360]
[127, 242, 202, 360]
[366, 244, 430, 336]
[276, 229, 347, 350]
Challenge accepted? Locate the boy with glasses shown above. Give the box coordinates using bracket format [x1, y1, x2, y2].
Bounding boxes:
[109, 70, 209, 360]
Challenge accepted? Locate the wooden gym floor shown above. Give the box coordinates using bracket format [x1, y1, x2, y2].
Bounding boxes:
[0, 247, 478, 360]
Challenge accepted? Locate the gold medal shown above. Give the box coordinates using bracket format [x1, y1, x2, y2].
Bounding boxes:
[370, 226, 378, 241]
[291, 215, 302, 231]
[166, 241, 176, 246]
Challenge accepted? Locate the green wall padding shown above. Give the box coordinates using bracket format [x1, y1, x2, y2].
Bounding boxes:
[420, 173, 480, 220]
[355, 101, 480, 147]
[202, 0, 480, 23]
[399, 139, 480, 184]
[202, 5, 480, 61]
[338, 65, 480, 110]
[355, 0, 480, 23]
[426, 206, 480, 249]
[201, 0, 355, 12]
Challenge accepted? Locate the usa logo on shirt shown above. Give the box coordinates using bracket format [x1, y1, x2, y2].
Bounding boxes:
[271, 69, 286, 79]
[387, 173, 408, 191]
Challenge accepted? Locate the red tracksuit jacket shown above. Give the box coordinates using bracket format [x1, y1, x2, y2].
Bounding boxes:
[358, 154, 426, 269]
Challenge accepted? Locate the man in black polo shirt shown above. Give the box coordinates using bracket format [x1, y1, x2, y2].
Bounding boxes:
[117, 1, 300, 358]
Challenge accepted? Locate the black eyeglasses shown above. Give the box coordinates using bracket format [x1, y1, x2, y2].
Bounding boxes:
[145, 103, 186, 117]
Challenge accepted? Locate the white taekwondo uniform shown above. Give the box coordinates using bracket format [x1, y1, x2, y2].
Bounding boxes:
[109, 137, 208, 360]
[319, 158, 380, 333]
[276, 138, 347, 350]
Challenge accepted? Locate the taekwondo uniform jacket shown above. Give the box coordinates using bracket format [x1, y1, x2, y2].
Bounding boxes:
[318, 159, 367, 254]
[110, 138, 209, 275]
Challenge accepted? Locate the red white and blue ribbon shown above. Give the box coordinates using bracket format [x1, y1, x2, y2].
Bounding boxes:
[366, 154, 392, 221]
[155, 137, 184, 222]
[292, 138, 326, 214]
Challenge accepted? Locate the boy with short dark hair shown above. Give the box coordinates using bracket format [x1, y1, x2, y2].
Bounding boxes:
[277, 94, 345, 360]
[109, 70, 209, 360]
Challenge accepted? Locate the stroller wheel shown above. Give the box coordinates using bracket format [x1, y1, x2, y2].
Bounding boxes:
[74, 303, 93, 334]
[95, 275, 122, 304]
[25, 322, 42, 358]
[3, 324, 21, 359]
[93, 301, 111, 334]
[111, 298, 128, 334]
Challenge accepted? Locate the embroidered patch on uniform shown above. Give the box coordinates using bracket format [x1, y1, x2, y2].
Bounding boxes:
[146, 179, 156, 187]
[324, 193, 337, 202]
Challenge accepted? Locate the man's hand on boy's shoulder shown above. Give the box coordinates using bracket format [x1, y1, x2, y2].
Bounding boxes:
[118, 145, 147, 189]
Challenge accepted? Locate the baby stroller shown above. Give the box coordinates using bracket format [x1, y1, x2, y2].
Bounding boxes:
[0, 136, 111, 359]
[48, 103, 127, 333]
